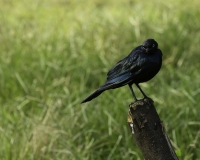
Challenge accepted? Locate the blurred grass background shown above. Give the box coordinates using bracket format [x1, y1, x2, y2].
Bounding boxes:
[0, 0, 200, 159]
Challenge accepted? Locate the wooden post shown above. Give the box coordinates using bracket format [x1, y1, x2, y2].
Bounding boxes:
[127, 98, 178, 160]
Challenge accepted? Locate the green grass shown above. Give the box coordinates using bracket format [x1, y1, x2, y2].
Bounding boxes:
[0, 0, 200, 159]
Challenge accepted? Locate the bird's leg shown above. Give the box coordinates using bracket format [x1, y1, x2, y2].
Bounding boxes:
[135, 83, 148, 98]
[128, 84, 137, 101]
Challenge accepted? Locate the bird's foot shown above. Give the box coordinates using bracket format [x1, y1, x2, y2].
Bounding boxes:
[143, 96, 149, 99]
[143, 96, 154, 104]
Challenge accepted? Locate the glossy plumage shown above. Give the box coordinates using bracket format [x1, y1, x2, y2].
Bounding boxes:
[81, 39, 162, 103]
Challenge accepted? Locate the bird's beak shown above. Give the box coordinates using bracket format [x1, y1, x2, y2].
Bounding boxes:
[145, 48, 151, 53]
[142, 46, 146, 52]
[142, 46, 150, 53]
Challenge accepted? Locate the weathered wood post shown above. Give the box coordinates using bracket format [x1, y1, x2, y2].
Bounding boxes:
[127, 98, 178, 160]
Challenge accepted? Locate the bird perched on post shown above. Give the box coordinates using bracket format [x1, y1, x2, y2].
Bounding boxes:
[81, 39, 162, 103]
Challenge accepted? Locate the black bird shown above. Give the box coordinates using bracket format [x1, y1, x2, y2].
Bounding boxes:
[81, 39, 162, 103]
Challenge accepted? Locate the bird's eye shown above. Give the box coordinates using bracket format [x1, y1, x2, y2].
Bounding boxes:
[152, 44, 155, 48]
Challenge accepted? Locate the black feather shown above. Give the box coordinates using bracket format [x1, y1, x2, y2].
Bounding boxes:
[81, 39, 162, 103]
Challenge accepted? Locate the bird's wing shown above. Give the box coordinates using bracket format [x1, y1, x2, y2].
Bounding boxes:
[107, 48, 146, 81]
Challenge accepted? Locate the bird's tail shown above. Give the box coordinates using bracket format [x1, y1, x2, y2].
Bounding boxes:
[81, 89, 104, 103]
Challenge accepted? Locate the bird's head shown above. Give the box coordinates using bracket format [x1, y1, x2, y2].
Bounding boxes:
[142, 39, 158, 54]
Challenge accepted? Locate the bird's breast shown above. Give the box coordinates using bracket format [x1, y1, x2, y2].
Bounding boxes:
[133, 52, 162, 83]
